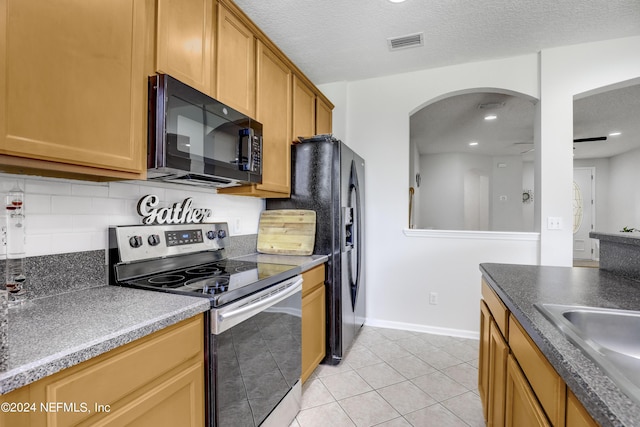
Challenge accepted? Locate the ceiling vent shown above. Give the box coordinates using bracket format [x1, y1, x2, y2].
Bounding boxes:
[387, 32, 424, 51]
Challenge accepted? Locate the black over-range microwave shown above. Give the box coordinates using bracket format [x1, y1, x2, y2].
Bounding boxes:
[147, 74, 262, 188]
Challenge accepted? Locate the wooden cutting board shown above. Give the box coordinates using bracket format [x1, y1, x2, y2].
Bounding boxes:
[257, 210, 316, 255]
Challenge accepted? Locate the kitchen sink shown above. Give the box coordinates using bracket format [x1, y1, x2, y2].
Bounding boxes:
[535, 303, 640, 404]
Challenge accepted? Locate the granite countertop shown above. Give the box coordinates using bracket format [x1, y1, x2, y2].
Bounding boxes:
[480, 263, 640, 427]
[0, 253, 326, 396]
[0, 286, 210, 395]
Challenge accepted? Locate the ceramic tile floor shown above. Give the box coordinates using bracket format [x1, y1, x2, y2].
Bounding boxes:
[290, 326, 484, 427]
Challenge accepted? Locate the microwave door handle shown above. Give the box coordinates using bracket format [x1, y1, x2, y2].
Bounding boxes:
[218, 278, 303, 322]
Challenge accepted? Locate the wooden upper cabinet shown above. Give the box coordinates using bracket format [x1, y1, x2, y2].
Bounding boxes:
[292, 75, 316, 141]
[316, 97, 333, 135]
[254, 41, 292, 195]
[0, 0, 150, 179]
[216, 2, 255, 116]
[220, 40, 291, 197]
[156, 0, 214, 96]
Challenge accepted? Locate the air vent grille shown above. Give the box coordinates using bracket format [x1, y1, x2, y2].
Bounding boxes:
[387, 32, 424, 51]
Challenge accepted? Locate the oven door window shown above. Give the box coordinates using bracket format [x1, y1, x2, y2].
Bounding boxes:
[213, 291, 301, 426]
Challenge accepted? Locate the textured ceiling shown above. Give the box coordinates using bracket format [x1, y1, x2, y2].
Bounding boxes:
[233, 0, 640, 160]
[233, 0, 640, 85]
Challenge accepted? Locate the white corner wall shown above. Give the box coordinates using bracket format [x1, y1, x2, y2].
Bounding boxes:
[538, 36, 640, 265]
[318, 36, 640, 336]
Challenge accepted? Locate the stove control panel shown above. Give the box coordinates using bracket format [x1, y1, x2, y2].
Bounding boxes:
[112, 223, 230, 263]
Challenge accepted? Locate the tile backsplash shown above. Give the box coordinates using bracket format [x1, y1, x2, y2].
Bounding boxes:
[0, 173, 264, 258]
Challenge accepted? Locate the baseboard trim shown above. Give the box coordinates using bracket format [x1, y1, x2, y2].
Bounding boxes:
[364, 318, 479, 340]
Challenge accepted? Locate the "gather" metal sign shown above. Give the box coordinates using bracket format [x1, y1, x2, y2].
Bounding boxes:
[137, 195, 212, 225]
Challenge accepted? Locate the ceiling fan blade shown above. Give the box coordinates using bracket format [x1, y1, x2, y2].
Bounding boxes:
[573, 136, 607, 143]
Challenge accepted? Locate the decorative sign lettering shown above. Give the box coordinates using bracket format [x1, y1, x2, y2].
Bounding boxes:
[137, 195, 212, 225]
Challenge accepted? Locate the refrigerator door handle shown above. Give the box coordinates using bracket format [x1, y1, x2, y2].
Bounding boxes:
[347, 160, 362, 309]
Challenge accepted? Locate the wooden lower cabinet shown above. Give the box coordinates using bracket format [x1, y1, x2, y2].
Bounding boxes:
[505, 354, 551, 427]
[301, 264, 326, 383]
[566, 390, 599, 427]
[488, 319, 509, 426]
[0, 315, 205, 427]
[479, 279, 598, 427]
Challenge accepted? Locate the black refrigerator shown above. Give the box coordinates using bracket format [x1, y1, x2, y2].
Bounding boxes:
[267, 135, 365, 365]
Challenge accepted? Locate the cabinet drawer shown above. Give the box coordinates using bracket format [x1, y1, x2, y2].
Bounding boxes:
[509, 315, 565, 426]
[482, 279, 509, 337]
[302, 264, 325, 297]
[32, 316, 204, 426]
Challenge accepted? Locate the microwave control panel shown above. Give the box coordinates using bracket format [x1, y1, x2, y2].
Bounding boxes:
[238, 128, 262, 173]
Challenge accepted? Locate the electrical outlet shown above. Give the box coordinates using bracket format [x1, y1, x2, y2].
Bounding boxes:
[429, 292, 438, 305]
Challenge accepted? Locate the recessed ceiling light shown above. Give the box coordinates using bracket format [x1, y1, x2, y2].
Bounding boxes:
[388, 0, 407, 2]
[609, 131, 622, 136]
[484, 114, 497, 121]
[469, 141, 479, 146]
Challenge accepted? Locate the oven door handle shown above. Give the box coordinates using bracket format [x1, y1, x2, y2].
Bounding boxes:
[218, 277, 303, 322]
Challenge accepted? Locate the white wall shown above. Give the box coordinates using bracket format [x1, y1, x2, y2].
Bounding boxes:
[538, 36, 640, 265]
[0, 174, 264, 258]
[319, 36, 640, 336]
[608, 148, 640, 232]
[320, 54, 541, 336]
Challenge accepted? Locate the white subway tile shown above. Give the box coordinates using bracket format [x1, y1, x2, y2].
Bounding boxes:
[25, 234, 53, 257]
[0, 175, 26, 193]
[25, 194, 52, 214]
[92, 197, 127, 216]
[70, 215, 110, 233]
[51, 196, 93, 214]
[25, 178, 72, 196]
[72, 183, 109, 198]
[26, 214, 74, 234]
[108, 181, 142, 199]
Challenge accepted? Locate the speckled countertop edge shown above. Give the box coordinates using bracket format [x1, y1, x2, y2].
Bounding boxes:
[590, 232, 640, 246]
[480, 263, 640, 427]
[233, 253, 329, 271]
[0, 286, 210, 395]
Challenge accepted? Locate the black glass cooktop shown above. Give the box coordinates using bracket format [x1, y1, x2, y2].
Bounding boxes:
[125, 259, 298, 307]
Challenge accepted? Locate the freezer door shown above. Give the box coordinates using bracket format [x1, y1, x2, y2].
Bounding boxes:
[340, 144, 365, 354]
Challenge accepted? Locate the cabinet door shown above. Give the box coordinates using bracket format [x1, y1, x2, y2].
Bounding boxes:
[505, 355, 551, 427]
[0, 0, 147, 178]
[3, 315, 205, 426]
[216, 2, 255, 116]
[479, 300, 491, 421]
[157, 0, 214, 95]
[302, 284, 326, 383]
[254, 41, 292, 194]
[488, 319, 509, 427]
[566, 389, 599, 427]
[509, 314, 566, 425]
[316, 97, 333, 135]
[91, 360, 204, 427]
[292, 75, 316, 141]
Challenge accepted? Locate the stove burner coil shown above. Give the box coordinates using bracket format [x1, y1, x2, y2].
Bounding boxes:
[185, 266, 222, 275]
[147, 274, 185, 285]
[233, 265, 255, 273]
[183, 276, 230, 294]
